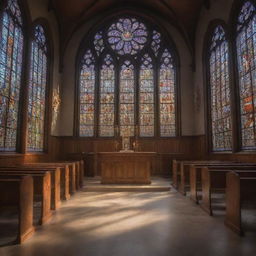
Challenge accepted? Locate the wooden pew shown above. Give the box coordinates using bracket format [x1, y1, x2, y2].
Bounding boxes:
[56, 161, 81, 190]
[0, 170, 52, 225]
[0, 176, 34, 243]
[172, 159, 179, 188]
[200, 168, 256, 216]
[0, 166, 61, 210]
[177, 160, 236, 195]
[172, 160, 202, 190]
[225, 172, 256, 235]
[62, 160, 84, 188]
[43, 160, 84, 190]
[78, 160, 85, 187]
[189, 164, 256, 204]
[24, 162, 76, 195]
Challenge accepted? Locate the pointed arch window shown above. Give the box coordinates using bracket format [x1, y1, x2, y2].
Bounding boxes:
[236, 1, 256, 149]
[139, 54, 154, 137]
[79, 50, 95, 137]
[0, 0, 24, 151]
[159, 49, 176, 137]
[77, 16, 178, 138]
[27, 25, 48, 151]
[99, 54, 115, 137]
[209, 26, 232, 151]
[119, 60, 135, 137]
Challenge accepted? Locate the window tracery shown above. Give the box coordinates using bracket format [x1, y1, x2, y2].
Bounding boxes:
[78, 16, 178, 138]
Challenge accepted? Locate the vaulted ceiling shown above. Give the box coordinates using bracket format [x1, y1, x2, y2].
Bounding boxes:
[50, 0, 210, 54]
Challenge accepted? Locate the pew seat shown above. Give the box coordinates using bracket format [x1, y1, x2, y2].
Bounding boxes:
[200, 168, 256, 216]
[0, 166, 61, 210]
[0, 176, 34, 244]
[225, 172, 256, 235]
[0, 170, 52, 225]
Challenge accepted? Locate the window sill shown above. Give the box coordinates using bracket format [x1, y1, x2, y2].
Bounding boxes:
[210, 151, 256, 155]
[0, 152, 48, 158]
[25, 152, 47, 155]
[0, 152, 24, 158]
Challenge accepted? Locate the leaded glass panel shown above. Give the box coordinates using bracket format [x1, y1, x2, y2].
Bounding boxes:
[119, 60, 135, 136]
[94, 31, 104, 56]
[0, 0, 23, 151]
[139, 54, 154, 137]
[78, 16, 177, 138]
[151, 30, 161, 56]
[108, 17, 148, 55]
[159, 49, 176, 137]
[99, 55, 115, 137]
[79, 50, 95, 137]
[236, 1, 256, 149]
[209, 26, 232, 151]
[27, 25, 48, 151]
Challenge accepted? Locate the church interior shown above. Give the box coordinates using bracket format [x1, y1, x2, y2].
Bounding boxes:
[1, 0, 256, 255]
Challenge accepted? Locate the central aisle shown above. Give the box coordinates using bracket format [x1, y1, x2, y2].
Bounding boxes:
[1, 190, 256, 256]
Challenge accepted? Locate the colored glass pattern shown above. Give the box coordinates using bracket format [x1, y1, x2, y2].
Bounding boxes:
[27, 25, 48, 151]
[79, 50, 95, 137]
[0, 0, 24, 151]
[108, 17, 148, 55]
[159, 49, 176, 137]
[99, 55, 115, 137]
[139, 54, 154, 137]
[151, 30, 161, 56]
[209, 26, 232, 151]
[236, 1, 256, 149]
[119, 60, 135, 136]
[94, 31, 104, 56]
[79, 16, 177, 138]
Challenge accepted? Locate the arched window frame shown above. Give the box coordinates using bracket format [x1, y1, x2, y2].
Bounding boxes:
[75, 15, 180, 139]
[158, 48, 178, 137]
[98, 53, 116, 138]
[139, 52, 155, 137]
[26, 20, 52, 152]
[0, 0, 30, 152]
[204, 21, 233, 153]
[232, 0, 256, 151]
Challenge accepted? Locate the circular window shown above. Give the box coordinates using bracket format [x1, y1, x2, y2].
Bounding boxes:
[107, 17, 148, 55]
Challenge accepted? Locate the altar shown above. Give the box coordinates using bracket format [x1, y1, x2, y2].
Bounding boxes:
[98, 152, 157, 184]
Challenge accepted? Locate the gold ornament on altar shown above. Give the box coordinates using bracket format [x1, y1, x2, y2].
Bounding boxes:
[119, 125, 134, 152]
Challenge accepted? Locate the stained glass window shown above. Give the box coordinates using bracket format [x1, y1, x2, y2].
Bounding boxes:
[79, 50, 95, 137]
[236, 1, 256, 149]
[139, 54, 154, 137]
[27, 25, 48, 151]
[78, 16, 177, 138]
[119, 60, 135, 136]
[151, 30, 161, 56]
[94, 31, 104, 56]
[99, 55, 115, 137]
[209, 26, 232, 151]
[108, 17, 148, 55]
[159, 49, 176, 137]
[0, 0, 24, 151]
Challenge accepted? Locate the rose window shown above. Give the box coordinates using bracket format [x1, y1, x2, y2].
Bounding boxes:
[107, 17, 148, 55]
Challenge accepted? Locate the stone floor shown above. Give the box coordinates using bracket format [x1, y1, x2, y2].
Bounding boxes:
[1, 179, 256, 256]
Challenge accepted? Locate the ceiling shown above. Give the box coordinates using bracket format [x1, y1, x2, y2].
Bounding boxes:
[50, 0, 210, 53]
